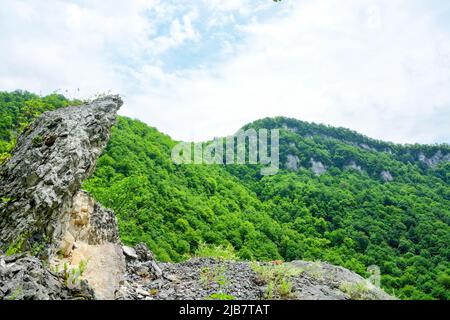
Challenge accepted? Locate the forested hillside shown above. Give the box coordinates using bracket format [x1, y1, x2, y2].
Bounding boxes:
[1, 91, 449, 300]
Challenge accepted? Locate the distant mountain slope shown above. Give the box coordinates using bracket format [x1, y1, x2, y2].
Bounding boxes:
[0, 91, 449, 300]
[82, 116, 449, 300]
[243, 116, 450, 176]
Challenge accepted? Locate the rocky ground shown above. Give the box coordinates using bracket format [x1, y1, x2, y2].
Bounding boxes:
[0, 253, 94, 300]
[118, 244, 393, 301]
[1, 242, 393, 300]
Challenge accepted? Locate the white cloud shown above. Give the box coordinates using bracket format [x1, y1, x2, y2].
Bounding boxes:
[126, 0, 450, 144]
[1, 0, 449, 144]
[204, 0, 251, 14]
[0, 0, 157, 96]
[153, 9, 201, 54]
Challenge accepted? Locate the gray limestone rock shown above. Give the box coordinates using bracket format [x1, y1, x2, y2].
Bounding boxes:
[119, 244, 394, 301]
[286, 154, 300, 171]
[0, 254, 95, 300]
[0, 95, 122, 255]
[310, 158, 327, 176]
[418, 151, 450, 168]
[381, 170, 393, 182]
[345, 161, 363, 172]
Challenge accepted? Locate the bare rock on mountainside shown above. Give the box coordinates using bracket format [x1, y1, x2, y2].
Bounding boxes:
[418, 151, 450, 168]
[380, 170, 394, 182]
[310, 158, 327, 176]
[286, 154, 300, 171]
[0, 96, 393, 300]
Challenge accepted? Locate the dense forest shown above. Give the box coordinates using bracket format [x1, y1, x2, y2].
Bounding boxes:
[0, 91, 81, 163]
[0, 91, 449, 300]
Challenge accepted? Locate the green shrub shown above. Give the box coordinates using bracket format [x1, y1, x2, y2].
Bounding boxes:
[195, 242, 238, 261]
[251, 263, 303, 299]
[339, 281, 371, 300]
[5, 234, 27, 256]
[206, 293, 236, 300]
[63, 259, 89, 289]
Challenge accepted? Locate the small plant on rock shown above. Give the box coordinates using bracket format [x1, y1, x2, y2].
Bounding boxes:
[251, 262, 303, 300]
[7, 287, 23, 300]
[200, 264, 233, 300]
[206, 293, 236, 300]
[194, 242, 237, 261]
[339, 281, 372, 300]
[63, 259, 89, 289]
[5, 234, 27, 256]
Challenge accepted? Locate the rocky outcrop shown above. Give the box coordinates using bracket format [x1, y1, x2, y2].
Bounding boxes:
[286, 154, 300, 171]
[0, 96, 125, 300]
[310, 158, 327, 176]
[418, 151, 450, 168]
[345, 161, 363, 173]
[117, 244, 393, 300]
[0, 253, 94, 300]
[381, 170, 393, 182]
[0, 95, 122, 255]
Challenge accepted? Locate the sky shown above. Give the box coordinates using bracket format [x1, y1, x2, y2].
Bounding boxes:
[1, 0, 450, 144]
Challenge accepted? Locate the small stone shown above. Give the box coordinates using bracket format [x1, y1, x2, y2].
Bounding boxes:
[136, 266, 150, 277]
[134, 243, 154, 261]
[122, 246, 138, 260]
[164, 274, 179, 283]
[150, 261, 163, 278]
[135, 288, 150, 297]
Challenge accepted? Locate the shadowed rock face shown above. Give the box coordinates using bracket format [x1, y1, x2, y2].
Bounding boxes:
[0, 96, 122, 255]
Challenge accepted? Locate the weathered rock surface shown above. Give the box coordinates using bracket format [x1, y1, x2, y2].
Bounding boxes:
[0, 96, 125, 300]
[0, 254, 94, 300]
[118, 244, 393, 300]
[345, 161, 363, 173]
[60, 190, 120, 256]
[53, 190, 125, 299]
[418, 151, 450, 168]
[0, 95, 123, 254]
[381, 170, 394, 182]
[68, 242, 126, 300]
[286, 154, 300, 171]
[310, 158, 327, 176]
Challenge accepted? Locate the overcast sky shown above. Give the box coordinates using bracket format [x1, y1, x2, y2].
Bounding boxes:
[1, 0, 450, 144]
